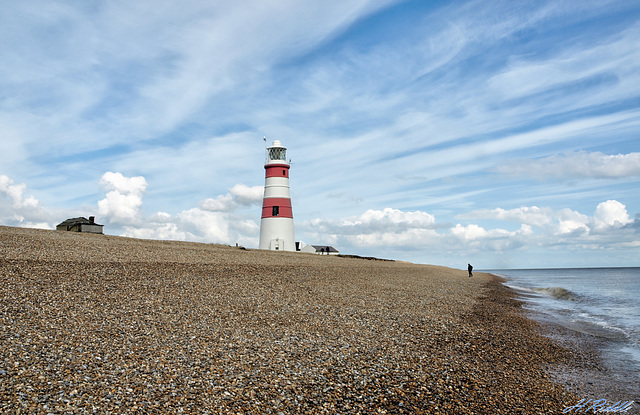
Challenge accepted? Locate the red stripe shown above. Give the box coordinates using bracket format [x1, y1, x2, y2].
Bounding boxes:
[261, 197, 293, 218]
[265, 164, 290, 178]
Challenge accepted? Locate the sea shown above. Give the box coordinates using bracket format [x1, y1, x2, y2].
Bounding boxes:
[487, 267, 639, 404]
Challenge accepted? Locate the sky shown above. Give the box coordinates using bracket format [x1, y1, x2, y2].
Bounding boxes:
[1, 0, 639, 269]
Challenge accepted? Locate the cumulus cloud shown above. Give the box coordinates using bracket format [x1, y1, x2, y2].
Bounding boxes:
[2, 168, 637, 268]
[462, 205, 592, 235]
[317, 207, 436, 234]
[448, 223, 532, 252]
[123, 222, 190, 242]
[199, 184, 263, 212]
[593, 199, 633, 230]
[93, 173, 260, 246]
[450, 223, 518, 241]
[200, 194, 235, 212]
[296, 208, 440, 255]
[461, 200, 633, 237]
[302, 200, 637, 261]
[121, 206, 260, 247]
[0, 175, 38, 209]
[85, 171, 638, 259]
[229, 184, 264, 206]
[0, 174, 50, 228]
[463, 206, 555, 228]
[496, 151, 640, 180]
[302, 207, 438, 247]
[97, 172, 148, 224]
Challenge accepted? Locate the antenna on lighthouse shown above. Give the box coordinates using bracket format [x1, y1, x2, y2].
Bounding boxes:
[263, 137, 268, 164]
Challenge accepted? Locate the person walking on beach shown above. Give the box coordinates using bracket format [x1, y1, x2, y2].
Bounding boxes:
[468, 263, 473, 277]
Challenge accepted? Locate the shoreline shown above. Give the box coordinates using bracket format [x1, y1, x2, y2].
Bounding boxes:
[0, 226, 592, 413]
[535, 313, 639, 405]
[490, 272, 639, 413]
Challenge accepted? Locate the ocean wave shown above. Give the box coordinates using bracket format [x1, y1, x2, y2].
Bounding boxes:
[490, 272, 509, 279]
[533, 286, 577, 301]
[504, 283, 578, 301]
[567, 318, 630, 341]
[503, 284, 534, 293]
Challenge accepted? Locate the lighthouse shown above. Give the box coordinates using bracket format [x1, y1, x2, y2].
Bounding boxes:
[259, 139, 296, 251]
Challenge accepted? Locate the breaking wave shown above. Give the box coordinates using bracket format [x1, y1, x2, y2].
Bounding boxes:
[504, 284, 578, 301]
[532, 286, 577, 301]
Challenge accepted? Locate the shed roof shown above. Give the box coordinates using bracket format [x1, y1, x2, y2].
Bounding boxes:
[57, 217, 103, 227]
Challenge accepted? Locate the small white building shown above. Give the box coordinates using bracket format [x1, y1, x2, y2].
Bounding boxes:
[299, 244, 339, 255]
[56, 216, 104, 234]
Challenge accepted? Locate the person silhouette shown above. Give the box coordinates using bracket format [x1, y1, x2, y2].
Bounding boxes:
[468, 263, 473, 277]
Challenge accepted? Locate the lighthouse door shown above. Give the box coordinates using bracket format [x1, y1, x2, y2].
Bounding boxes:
[270, 239, 281, 250]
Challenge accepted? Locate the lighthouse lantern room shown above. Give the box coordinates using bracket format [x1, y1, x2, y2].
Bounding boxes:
[259, 139, 296, 251]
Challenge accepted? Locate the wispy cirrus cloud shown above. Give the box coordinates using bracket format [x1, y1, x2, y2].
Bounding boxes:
[496, 151, 640, 180]
[0, 1, 399, 161]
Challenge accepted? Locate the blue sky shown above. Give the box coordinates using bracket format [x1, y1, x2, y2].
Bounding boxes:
[1, 0, 639, 269]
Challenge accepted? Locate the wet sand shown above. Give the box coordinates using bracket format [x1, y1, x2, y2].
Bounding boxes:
[526, 311, 639, 412]
[0, 226, 585, 413]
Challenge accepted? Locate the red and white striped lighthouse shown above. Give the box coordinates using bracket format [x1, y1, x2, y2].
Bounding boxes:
[259, 139, 295, 251]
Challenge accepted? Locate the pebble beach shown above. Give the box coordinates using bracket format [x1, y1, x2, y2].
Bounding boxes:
[0, 226, 587, 413]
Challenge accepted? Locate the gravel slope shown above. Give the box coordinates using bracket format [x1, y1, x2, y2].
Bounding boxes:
[0, 226, 579, 414]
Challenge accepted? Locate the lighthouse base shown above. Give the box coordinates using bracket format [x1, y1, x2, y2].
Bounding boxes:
[259, 218, 296, 251]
